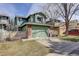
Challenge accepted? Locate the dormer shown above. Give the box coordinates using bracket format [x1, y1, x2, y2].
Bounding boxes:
[27, 12, 47, 24]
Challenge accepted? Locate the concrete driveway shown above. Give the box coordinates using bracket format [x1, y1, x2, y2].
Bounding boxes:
[37, 37, 79, 56]
[49, 41, 79, 56]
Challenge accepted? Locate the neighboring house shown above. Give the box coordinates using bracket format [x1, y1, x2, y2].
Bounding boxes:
[46, 19, 79, 36]
[69, 20, 78, 30]
[14, 16, 28, 31]
[15, 12, 52, 38]
[46, 19, 61, 26]
[65, 29, 79, 36]
[58, 20, 79, 36]
[46, 19, 61, 36]
[59, 22, 66, 36]
[0, 15, 10, 40]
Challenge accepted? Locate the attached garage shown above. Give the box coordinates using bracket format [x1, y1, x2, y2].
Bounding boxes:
[19, 23, 51, 39]
[32, 25, 48, 38]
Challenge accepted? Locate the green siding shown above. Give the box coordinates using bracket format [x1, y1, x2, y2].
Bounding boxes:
[32, 25, 48, 38]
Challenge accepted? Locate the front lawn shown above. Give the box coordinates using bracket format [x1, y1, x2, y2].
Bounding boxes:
[61, 35, 79, 42]
[0, 40, 50, 56]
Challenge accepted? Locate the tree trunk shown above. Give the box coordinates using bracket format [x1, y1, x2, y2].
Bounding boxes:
[65, 20, 69, 36]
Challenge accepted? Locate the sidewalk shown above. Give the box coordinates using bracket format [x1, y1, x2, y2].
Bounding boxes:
[46, 53, 65, 56]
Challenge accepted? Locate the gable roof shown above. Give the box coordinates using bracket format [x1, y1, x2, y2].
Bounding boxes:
[26, 12, 47, 19]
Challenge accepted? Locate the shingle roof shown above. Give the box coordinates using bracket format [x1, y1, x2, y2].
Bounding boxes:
[19, 22, 53, 28]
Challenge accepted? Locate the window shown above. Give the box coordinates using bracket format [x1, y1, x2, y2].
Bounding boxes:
[37, 17, 42, 22]
[36, 16, 42, 23]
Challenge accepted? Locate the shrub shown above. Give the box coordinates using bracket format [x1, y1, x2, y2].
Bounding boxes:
[61, 36, 79, 42]
[6, 37, 12, 41]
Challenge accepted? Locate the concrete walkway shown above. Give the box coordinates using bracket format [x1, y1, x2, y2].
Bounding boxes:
[46, 53, 65, 56]
[36, 37, 79, 56]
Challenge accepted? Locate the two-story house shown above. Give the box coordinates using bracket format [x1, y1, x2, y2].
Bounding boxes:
[14, 12, 52, 38]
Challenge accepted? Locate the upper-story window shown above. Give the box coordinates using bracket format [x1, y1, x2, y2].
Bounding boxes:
[36, 15, 43, 23]
[37, 17, 42, 22]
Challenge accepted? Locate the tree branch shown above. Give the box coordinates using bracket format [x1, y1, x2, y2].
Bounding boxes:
[68, 4, 74, 18]
[56, 10, 65, 19]
[69, 4, 79, 20]
[56, 4, 65, 17]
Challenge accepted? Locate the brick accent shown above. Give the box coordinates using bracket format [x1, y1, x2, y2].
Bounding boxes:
[27, 25, 32, 38]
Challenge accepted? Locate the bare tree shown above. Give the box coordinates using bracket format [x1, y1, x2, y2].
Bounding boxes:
[56, 3, 79, 35]
[41, 3, 59, 20]
[41, 3, 79, 35]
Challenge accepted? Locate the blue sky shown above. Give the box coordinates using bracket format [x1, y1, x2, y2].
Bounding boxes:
[0, 3, 33, 17]
[0, 3, 43, 17]
[12, 3, 32, 16]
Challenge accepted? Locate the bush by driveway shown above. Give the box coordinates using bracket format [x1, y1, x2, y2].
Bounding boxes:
[61, 36, 79, 42]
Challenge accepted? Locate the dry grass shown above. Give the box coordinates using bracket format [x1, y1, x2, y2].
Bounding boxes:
[0, 40, 50, 56]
